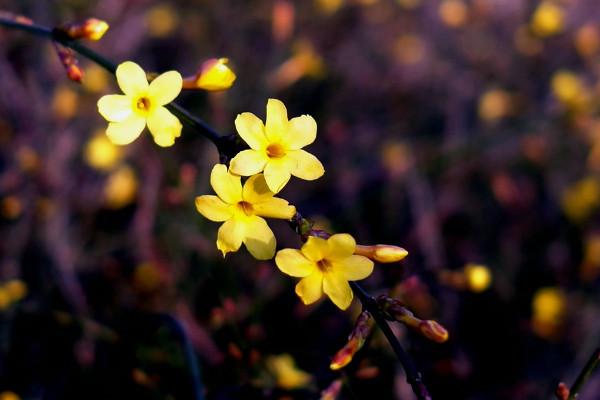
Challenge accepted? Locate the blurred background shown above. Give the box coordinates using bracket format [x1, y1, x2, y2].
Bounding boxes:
[1, 0, 600, 399]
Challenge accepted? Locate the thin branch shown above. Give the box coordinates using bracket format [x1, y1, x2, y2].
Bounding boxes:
[568, 347, 600, 400]
[351, 282, 432, 400]
[0, 15, 222, 147]
[1, 13, 433, 400]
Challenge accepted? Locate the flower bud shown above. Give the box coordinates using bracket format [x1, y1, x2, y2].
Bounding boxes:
[58, 18, 109, 41]
[355, 244, 408, 263]
[183, 58, 236, 91]
[330, 311, 373, 370]
[320, 379, 342, 400]
[377, 295, 449, 343]
[554, 382, 569, 400]
[54, 45, 83, 83]
[418, 320, 449, 343]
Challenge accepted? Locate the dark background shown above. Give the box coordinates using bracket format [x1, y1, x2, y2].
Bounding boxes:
[1, 0, 599, 399]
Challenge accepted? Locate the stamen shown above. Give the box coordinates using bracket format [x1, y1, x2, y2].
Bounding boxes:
[237, 201, 254, 216]
[266, 143, 286, 158]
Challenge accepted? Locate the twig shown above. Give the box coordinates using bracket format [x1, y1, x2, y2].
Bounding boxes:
[0, 15, 223, 148]
[351, 282, 432, 400]
[567, 347, 600, 400]
[0, 13, 433, 400]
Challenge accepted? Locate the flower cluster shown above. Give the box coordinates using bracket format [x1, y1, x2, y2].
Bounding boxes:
[195, 99, 377, 309]
[96, 62, 394, 310]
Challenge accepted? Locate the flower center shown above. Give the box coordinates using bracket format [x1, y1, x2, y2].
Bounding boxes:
[266, 143, 286, 158]
[316, 259, 332, 272]
[237, 201, 254, 216]
[136, 97, 151, 112]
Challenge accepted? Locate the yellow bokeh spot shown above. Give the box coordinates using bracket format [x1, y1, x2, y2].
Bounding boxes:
[394, 34, 426, 65]
[133, 263, 162, 293]
[551, 70, 587, 108]
[52, 86, 78, 120]
[575, 24, 600, 58]
[84, 132, 123, 171]
[265, 354, 312, 390]
[315, 0, 344, 14]
[530, 2, 564, 38]
[478, 89, 512, 122]
[104, 166, 138, 209]
[438, 0, 468, 28]
[561, 176, 600, 223]
[4, 280, 27, 302]
[464, 263, 492, 292]
[145, 5, 179, 38]
[583, 235, 600, 266]
[532, 287, 566, 324]
[1, 196, 22, 220]
[269, 40, 325, 90]
[0, 289, 11, 311]
[0, 391, 20, 400]
[82, 64, 110, 93]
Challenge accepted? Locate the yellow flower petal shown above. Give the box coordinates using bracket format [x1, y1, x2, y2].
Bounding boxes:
[327, 234, 356, 260]
[97, 94, 132, 122]
[235, 112, 268, 150]
[287, 115, 317, 150]
[287, 150, 325, 181]
[230, 149, 268, 176]
[146, 106, 182, 147]
[301, 236, 330, 262]
[116, 61, 149, 97]
[276, 249, 316, 277]
[295, 271, 323, 304]
[253, 197, 296, 219]
[210, 164, 242, 204]
[148, 70, 182, 105]
[195, 195, 232, 221]
[264, 159, 292, 193]
[265, 98, 289, 143]
[106, 115, 146, 145]
[323, 272, 353, 310]
[334, 255, 374, 281]
[242, 215, 276, 260]
[242, 174, 274, 204]
[216, 218, 245, 256]
[152, 132, 176, 147]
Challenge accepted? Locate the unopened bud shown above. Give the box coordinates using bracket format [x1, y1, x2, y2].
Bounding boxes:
[554, 382, 569, 400]
[183, 58, 236, 91]
[419, 320, 449, 343]
[320, 379, 342, 400]
[58, 18, 109, 41]
[377, 295, 449, 343]
[54, 45, 83, 83]
[330, 311, 373, 370]
[355, 244, 408, 263]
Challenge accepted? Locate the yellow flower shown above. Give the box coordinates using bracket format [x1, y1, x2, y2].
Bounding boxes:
[97, 61, 183, 147]
[275, 234, 374, 310]
[229, 99, 324, 193]
[195, 164, 296, 260]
